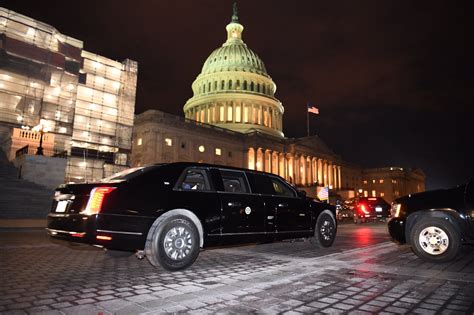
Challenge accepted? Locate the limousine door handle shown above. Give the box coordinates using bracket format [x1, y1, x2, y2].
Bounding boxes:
[277, 203, 288, 208]
[227, 202, 242, 207]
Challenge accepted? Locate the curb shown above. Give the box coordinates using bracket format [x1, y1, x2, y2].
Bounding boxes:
[0, 219, 46, 228]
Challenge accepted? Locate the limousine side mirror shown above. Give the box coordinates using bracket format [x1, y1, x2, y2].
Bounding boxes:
[298, 190, 307, 198]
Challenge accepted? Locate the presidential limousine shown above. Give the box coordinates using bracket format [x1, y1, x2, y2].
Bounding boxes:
[47, 162, 337, 270]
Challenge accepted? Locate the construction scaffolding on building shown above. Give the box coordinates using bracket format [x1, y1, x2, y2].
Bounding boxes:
[0, 7, 137, 183]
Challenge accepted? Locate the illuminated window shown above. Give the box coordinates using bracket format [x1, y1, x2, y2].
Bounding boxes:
[379, 179, 384, 184]
[363, 180, 368, 184]
[372, 179, 375, 184]
[395, 190, 400, 196]
[363, 190, 368, 197]
[227, 106, 233, 121]
[243, 106, 249, 123]
[137, 138, 142, 146]
[372, 190, 376, 197]
[263, 110, 268, 126]
[380, 192, 385, 197]
[215, 148, 222, 156]
[165, 138, 172, 146]
[198, 145, 205, 153]
[392, 179, 397, 184]
[219, 106, 224, 121]
[235, 106, 241, 122]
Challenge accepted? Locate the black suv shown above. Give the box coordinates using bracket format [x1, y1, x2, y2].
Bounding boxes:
[47, 162, 337, 270]
[388, 178, 474, 262]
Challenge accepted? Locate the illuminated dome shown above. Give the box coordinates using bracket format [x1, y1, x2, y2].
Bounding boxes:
[183, 4, 284, 138]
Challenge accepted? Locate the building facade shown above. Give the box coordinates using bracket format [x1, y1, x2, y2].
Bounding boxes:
[358, 167, 426, 202]
[132, 7, 354, 198]
[132, 6, 424, 201]
[0, 7, 137, 182]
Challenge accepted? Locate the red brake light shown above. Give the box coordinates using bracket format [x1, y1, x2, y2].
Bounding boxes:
[358, 204, 369, 214]
[82, 187, 116, 215]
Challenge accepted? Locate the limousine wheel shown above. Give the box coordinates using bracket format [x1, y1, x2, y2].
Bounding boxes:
[311, 211, 336, 247]
[410, 218, 461, 263]
[145, 215, 200, 271]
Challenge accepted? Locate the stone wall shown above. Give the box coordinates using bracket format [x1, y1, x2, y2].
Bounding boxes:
[14, 155, 67, 189]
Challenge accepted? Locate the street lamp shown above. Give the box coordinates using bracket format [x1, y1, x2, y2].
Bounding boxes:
[32, 119, 49, 155]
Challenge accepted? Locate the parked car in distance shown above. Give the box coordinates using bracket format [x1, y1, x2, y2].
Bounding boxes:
[388, 178, 474, 263]
[353, 197, 391, 223]
[47, 162, 337, 270]
[336, 200, 355, 222]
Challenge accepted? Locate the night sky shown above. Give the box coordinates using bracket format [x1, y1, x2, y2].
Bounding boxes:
[3, 0, 473, 189]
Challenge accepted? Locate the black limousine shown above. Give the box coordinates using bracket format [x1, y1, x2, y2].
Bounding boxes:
[47, 162, 337, 270]
[388, 178, 474, 262]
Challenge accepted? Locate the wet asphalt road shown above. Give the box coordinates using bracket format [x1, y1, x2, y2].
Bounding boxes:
[1, 222, 473, 314]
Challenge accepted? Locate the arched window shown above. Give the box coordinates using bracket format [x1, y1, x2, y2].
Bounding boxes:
[203, 84, 206, 93]
[221, 80, 225, 90]
[236, 80, 240, 90]
[257, 83, 260, 93]
[262, 85, 266, 94]
[228, 80, 232, 89]
[208, 82, 211, 92]
[243, 81, 248, 90]
[235, 105, 241, 122]
[214, 81, 217, 91]
[250, 82, 254, 91]
[227, 105, 233, 121]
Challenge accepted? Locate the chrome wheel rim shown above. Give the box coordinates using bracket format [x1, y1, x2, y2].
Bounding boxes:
[163, 226, 193, 261]
[418, 226, 449, 255]
[320, 219, 334, 241]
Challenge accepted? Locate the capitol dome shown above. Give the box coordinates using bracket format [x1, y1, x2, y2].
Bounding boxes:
[183, 5, 284, 138]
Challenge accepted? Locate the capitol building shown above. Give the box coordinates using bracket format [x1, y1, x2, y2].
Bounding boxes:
[0, 5, 424, 201]
[132, 7, 361, 198]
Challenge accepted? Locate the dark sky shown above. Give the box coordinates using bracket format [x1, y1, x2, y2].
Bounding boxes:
[3, 0, 473, 189]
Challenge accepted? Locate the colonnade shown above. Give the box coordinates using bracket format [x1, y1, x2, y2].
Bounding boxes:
[247, 147, 342, 189]
[185, 102, 283, 131]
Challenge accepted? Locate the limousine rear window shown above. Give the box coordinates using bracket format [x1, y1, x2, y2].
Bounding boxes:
[101, 167, 144, 183]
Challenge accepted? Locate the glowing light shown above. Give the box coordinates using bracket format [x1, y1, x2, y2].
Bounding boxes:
[95, 76, 104, 84]
[198, 145, 205, 153]
[17, 115, 23, 122]
[26, 28, 35, 37]
[66, 83, 75, 91]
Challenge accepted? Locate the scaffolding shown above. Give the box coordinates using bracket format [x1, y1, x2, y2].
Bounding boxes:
[0, 7, 137, 183]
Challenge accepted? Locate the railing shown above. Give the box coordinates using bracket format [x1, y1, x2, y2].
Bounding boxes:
[15, 145, 68, 159]
[15, 145, 29, 158]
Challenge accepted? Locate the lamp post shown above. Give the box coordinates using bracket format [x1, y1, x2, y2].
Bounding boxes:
[32, 119, 48, 156]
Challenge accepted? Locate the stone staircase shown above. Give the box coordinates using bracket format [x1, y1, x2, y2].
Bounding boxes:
[0, 149, 53, 219]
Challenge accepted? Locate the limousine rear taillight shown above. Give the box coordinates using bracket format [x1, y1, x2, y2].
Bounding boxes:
[81, 187, 116, 215]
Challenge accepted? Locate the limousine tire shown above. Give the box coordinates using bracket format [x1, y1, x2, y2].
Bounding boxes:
[145, 215, 200, 271]
[410, 217, 461, 263]
[311, 211, 336, 248]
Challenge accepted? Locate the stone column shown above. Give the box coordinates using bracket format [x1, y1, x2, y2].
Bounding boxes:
[337, 166, 342, 189]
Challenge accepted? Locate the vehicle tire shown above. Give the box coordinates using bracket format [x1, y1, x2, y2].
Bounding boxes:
[311, 211, 336, 247]
[410, 218, 461, 263]
[145, 215, 200, 271]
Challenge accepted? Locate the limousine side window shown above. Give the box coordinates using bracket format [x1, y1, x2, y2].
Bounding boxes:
[269, 177, 297, 197]
[176, 168, 211, 191]
[219, 170, 250, 193]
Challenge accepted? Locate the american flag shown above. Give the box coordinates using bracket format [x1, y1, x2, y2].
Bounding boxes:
[317, 186, 329, 200]
[307, 104, 319, 115]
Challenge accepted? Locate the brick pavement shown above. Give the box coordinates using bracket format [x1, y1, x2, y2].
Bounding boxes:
[0, 228, 473, 314]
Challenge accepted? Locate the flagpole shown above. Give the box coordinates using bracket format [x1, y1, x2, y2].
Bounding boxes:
[306, 107, 309, 137]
